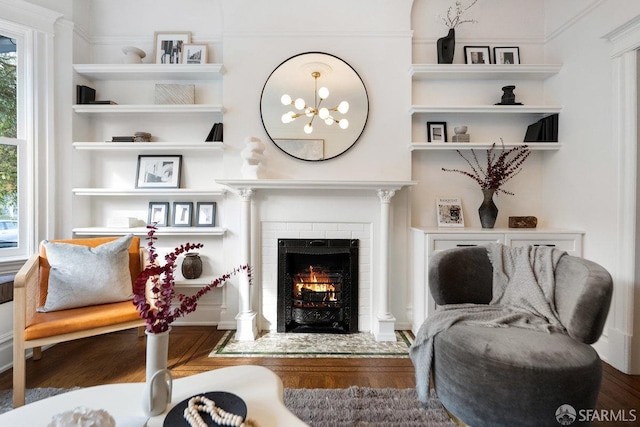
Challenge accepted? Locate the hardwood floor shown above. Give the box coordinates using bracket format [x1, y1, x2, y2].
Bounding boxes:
[0, 326, 638, 426]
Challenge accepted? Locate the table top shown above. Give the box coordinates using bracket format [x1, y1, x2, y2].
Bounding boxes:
[0, 365, 308, 426]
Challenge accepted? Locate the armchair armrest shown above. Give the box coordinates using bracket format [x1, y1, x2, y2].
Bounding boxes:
[428, 246, 493, 306]
[13, 254, 41, 334]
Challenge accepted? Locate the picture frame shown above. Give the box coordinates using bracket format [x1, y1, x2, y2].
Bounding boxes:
[173, 202, 193, 227]
[464, 46, 491, 64]
[436, 197, 465, 227]
[427, 122, 447, 143]
[195, 202, 217, 227]
[136, 155, 182, 189]
[493, 47, 520, 65]
[182, 44, 208, 64]
[148, 202, 170, 227]
[154, 31, 191, 64]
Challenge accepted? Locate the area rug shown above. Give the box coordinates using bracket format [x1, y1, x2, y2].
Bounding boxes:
[1, 387, 456, 426]
[209, 330, 413, 358]
[283, 387, 456, 427]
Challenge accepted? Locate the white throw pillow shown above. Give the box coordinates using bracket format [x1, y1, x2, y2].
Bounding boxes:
[38, 234, 135, 312]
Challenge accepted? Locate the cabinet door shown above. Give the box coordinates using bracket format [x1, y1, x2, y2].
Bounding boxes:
[505, 233, 583, 256]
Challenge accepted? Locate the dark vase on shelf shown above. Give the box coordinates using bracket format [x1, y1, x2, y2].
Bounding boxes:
[437, 28, 455, 64]
[181, 253, 203, 279]
[478, 189, 498, 228]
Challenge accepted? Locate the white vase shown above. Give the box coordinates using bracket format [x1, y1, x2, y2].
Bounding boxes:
[142, 327, 173, 416]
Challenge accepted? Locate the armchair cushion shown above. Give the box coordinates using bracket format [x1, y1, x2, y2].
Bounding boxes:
[38, 234, 134, 312]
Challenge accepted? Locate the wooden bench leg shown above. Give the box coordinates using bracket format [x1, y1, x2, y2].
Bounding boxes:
[13, 343, 26, 407]
[138, 326, 145, 338]
[32, 346, 42, 361]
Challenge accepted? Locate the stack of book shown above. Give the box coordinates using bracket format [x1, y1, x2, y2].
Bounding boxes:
[524, 114, 559, 142]
[111, 136, 135, 142]
[205, 123, 223, 142]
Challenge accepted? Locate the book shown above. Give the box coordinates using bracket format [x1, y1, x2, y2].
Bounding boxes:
[76, 85, 96, 104]
[205, 122, 223, 142]
[111, 136, 135, 142]
[436, 197, 465, 227]
[89, 100, 118, 105]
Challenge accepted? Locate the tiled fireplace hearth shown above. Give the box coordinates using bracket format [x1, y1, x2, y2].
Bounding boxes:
[216, 180, 415, 342]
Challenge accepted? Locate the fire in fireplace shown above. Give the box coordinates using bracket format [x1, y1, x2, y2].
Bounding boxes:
[277, 239, 358, 333]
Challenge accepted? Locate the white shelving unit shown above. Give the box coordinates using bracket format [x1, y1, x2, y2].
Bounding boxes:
[410, 63, 563, 149]
[72, 63, 226, 238]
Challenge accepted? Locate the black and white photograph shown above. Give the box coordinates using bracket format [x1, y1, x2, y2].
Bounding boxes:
[182, 44, 208, 64]
[148, 202, 170, 227]
[493, 47, 520, 65]
[427, 122, 447, 143]
[173, 202, 193, 227]
[196, 202, 217, 227]
[464, 46, 491, 64]
[136, 155, 182, 188]
[154, 31, 191, 64]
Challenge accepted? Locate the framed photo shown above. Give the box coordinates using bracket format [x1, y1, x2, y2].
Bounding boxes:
[196, 202, 217, 227]
[493, 47, 520, 65]
[148, 202, 170, 227]
[173, 202, 193, 227]
[182, 44, 208, 64]
[436, 197, 465, 227]
[136, 155, 182, 189]
[464, 46, 491, 64]
[427, 122, 447, 143]
[154, 31, 191, 64]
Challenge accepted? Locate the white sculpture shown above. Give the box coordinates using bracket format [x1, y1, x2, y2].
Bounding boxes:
[122, 46, 146, 64]
[47, 407, 115, 427]
[240, 136, 266, 179]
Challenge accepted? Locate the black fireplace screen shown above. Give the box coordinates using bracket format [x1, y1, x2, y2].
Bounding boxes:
[277, 239, 358, 333]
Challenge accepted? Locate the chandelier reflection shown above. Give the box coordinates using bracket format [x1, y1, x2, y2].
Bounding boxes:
[280, 71, 349, 134]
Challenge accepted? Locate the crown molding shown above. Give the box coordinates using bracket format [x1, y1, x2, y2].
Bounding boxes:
[223, 30, 413, 39]
[545, 0, 606, 43]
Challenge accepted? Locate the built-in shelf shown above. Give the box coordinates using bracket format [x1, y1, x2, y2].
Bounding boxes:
[72, 226, 226, 236]
[409, 64, 562, 80]
[410, 142, 561, 151]
[72, 142, 224, 151]
[72, 188, 226, 196]
[409, 105, 562, 115]
[73, 63, 224, 80]
[72, 104, 224, 114]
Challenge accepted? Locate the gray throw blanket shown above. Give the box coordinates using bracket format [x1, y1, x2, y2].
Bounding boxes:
[409, 243, 567, 404]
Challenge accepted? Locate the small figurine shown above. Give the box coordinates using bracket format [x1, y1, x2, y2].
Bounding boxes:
[496, 85, 522, 105]
[452, 126, 470, 142]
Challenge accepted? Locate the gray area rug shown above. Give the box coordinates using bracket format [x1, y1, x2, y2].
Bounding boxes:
[0, 386, 456, 426]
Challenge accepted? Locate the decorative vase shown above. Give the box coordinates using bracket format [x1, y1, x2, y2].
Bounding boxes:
[437, 28, 455, 64]
[143, 328, 173, 417]
[478, 189, 498, 228]
[181, 252, 203, 279]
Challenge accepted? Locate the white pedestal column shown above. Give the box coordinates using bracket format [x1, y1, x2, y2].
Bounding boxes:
[374, 189, 396, 341]
[235, 188, 257, 341]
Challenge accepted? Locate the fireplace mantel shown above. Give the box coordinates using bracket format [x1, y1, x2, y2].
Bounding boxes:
[216, 179, 416, 192]
[216, 179, 416, 342]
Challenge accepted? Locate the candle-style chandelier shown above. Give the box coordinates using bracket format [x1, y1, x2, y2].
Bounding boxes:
[280, 71, 349, 134]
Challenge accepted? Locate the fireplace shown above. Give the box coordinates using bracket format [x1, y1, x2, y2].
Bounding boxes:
[277, 238, 359, 333]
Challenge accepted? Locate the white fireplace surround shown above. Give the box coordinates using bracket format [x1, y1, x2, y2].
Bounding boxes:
[216, 180, 415, 341]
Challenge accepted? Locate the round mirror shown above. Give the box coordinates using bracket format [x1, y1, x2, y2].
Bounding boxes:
[260, 52, 369, 161]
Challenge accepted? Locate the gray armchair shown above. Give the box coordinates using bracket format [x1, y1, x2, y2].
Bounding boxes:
[427, 246, 612, 427]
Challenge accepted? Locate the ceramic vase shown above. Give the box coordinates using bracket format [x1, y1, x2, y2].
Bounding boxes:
[437, 28, 455, 64]
[181, 252, 203, 279]
[143, 328, 173, 417]
[478, 189, 498, 228]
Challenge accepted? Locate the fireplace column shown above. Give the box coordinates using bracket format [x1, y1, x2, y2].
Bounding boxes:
[374, 189, 396, 341]
[235, 188, 258, 341]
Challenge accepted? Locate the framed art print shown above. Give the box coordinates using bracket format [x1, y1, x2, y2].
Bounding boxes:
[148, 202, 170, 227]
[154, 31, 191, 64]
[493, 47, 520, 65]
[196, 202, 217, 226]
[173, 202, 193, 227]
[182, 44, 208, 64]
[464, 46, 491, 64]
[436, 197, 465, 227]
[136, 155, 182, 189]
[427, 122, 447, 143]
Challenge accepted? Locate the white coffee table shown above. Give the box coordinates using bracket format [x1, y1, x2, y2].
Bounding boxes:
[0, 365, 308, 426]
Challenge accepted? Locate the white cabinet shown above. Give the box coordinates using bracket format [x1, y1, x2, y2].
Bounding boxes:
[411, 227, 584, 334]
[409, 64, 562, 151]
[71, 64, 226, 237]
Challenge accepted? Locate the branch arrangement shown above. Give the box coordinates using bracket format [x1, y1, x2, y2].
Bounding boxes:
[133, 225, 252, 333]
[438, 0, 479, 29]
[442, 141, 531, 195]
